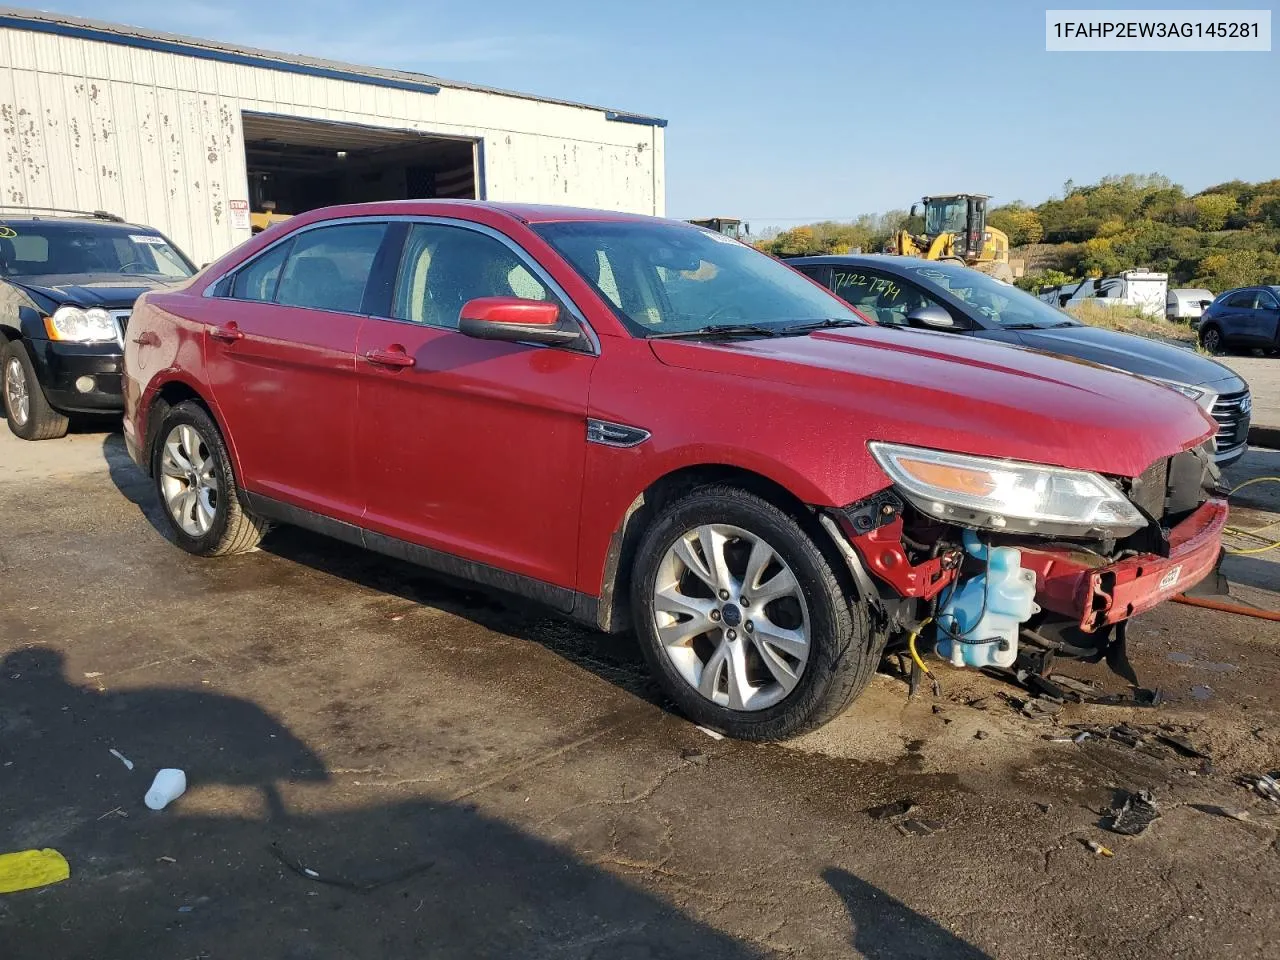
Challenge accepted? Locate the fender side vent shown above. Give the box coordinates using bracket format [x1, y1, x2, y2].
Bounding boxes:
[586, 419, 650, 448]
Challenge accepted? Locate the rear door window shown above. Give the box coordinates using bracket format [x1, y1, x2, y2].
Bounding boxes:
[274, 223, 388, 313]
[1258, 290, 1279, 310]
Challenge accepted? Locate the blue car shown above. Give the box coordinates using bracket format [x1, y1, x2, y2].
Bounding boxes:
[786, 255, 1252, 466]
[1197, 286, 1280, 355]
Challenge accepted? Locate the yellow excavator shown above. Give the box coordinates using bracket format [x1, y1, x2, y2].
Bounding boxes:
[886, 194, 1021, 282]
[686, 217, 748, 241]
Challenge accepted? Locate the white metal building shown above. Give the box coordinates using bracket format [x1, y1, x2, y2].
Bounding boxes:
[0, 7, 666, 265]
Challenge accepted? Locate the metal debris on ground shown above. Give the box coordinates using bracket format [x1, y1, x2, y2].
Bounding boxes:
[1107, 789, 1161, 837]
[1155, 732, 1209, 760]
[695, 725, 725, 741]
[1084, 839, 1114, 857]
[866, 799, 915, 821]
[1021, 698, 1063, 721]
[1242, 773, 1280, 803]
[1046, 674, 1099, 697]
[1189, 804, 1252, 822]
[270, 842, 433, 893]
[1086, 687, 1163, 707]
[896, 818, 943, 837]
[108, 748, 134, 771]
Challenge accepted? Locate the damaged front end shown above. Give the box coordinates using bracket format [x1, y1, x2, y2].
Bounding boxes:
[829, 441, 1228, 678]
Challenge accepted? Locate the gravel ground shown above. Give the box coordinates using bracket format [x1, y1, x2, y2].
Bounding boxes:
[1, 427, 1277, 959]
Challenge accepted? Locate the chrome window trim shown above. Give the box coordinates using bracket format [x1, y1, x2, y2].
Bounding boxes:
[201, 214, 600, 356]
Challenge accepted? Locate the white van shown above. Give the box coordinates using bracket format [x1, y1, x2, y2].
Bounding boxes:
[1038, 270, 1169, 318]
[1166, 287, 1216, 325]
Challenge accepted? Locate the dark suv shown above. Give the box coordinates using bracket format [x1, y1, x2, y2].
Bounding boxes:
[1197, 286, 1280, 355]
[0, 208, 196, 440]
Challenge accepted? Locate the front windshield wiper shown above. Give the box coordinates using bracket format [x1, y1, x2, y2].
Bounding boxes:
[1003, 321, 1078, 330]
[647, 324, 782, 340]
[777, 318, 865, 334]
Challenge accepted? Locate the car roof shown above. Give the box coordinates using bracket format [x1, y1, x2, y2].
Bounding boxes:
[273, 199, 681, 227]
[0, 211, 155, 230]
[783, 254, 923, 272]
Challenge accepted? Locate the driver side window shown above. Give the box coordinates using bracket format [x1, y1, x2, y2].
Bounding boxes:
[392, 223, 553, 329]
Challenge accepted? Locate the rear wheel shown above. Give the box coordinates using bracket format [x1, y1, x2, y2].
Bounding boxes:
[630, 485, 883, 740]
[151, 401, 268, 556]
[2, 340, 69, 441]
[1199, 324, 1224, 355]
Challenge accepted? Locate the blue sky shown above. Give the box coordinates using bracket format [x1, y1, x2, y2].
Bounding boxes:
[35, 0, 1280, 228]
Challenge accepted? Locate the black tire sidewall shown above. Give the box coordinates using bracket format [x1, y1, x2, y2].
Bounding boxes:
[3, 340, 50, 438]
[151, 402, 236, 554]
[631, 488, 865, 738]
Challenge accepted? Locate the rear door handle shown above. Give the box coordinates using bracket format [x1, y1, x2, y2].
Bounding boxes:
[210, 323, 244, 343]
[364, 348, 415, 369]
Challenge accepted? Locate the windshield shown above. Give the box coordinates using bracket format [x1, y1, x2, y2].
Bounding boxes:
[924, 199, 968, 236]
[533, 221, 863, 336]
[0, 220, 196, 280]
[908, 262, 1078, 328]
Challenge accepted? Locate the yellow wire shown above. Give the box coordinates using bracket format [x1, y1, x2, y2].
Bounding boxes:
[1223, 476, 1280, 555]
[907, 616, 934, 676]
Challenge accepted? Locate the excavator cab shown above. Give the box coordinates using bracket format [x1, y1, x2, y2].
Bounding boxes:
[919, 194, 988, 260]
[686, 218, 748, 240]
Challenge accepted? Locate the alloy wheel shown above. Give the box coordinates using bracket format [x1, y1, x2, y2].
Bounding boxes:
[652, 523, 810, 711]
[1203, 328, 1221, 352]
[159, 424, 219, 537]
[4, 357, 29, 426]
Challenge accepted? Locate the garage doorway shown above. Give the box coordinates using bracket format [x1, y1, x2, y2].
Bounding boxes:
[241, 112, 478, 231]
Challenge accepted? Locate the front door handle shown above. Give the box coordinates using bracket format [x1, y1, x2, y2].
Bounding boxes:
[131, 331, 160, 347]
[364, 348, 415, 369]
[210, 323, 244, 343]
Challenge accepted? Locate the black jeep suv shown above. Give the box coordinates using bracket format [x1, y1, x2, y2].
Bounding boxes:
[1, 209, 197, 440]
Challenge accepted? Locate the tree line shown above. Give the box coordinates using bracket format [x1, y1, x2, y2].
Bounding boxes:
[753, 174, 1280, 293]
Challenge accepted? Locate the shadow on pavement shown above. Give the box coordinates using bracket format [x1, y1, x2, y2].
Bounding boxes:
[100, 433, 664, 706]
[0, 647, 759, 958]
[824, 868, 992, 959]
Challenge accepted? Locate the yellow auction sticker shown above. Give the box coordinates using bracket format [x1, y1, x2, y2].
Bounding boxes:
[0, 226, 17, 239]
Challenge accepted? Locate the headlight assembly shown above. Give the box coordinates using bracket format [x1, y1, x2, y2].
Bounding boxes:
[1146, 376, 1216, 413]
[43, 305, 118, 344]
[868, 442, 1147, 536]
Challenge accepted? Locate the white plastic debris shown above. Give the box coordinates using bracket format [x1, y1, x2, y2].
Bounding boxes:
[108, 749, 134, 771]
[144, 769, 187, 810]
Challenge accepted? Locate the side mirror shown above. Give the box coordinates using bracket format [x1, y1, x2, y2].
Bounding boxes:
[458, 297, 581, 346]
[905, 304, 957, 330]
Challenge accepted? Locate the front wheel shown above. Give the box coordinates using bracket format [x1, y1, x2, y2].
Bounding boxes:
[151, 400, 268, 556]
[630, 486, 883, 740]
[2, 340, 70, 441]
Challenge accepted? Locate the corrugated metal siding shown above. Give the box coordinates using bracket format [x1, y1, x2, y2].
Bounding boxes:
[0, 27, 665, 265]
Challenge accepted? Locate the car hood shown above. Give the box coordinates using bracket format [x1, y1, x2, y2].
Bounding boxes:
[649, 327, 1216, 478]
[1013, 325, 1245, 393]
[11, 274, 188, 310]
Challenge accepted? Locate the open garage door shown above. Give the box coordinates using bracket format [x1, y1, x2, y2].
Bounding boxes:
[242, 112, 477, 231]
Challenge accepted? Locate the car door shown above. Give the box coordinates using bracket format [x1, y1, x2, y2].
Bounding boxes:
[1220, 290, 1259, 343]
[203, 220, 391, 523]
[353, 219, 596, 597]
[1255, 289, 1280, 343]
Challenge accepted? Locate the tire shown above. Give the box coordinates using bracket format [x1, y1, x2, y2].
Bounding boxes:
[630, 485, 884, 740]
[2, 340, 70, 441]
[150, 400, 268, 556]
[1199, 324, 1224, 355]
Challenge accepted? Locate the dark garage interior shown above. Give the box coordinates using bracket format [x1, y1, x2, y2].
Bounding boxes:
[241, 112, 477, 223]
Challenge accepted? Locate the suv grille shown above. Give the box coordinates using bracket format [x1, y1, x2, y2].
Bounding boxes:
[110, 310, 131, 347]
[1211, 390, 1251, 454]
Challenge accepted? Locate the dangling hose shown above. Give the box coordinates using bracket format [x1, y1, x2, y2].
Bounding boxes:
[906, 616, 941, 697]
[1222, 476, 1280, 555]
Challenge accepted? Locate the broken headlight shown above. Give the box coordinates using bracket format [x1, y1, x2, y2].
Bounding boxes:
[868, 442, 1147, 537]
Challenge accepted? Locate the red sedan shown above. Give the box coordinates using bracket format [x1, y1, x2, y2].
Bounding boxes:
[122, 201, 1225, 739]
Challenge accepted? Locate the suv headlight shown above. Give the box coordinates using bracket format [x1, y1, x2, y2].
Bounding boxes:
[1147, 376, 1216, 413]
[868, 442, 1147, 536]
[43, 305, 118, 343]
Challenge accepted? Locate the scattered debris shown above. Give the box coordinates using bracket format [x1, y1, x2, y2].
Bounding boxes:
[145, 768, 187, 811]
[1154, 732, 1209, 760]
[896, 818, 943, 837]
[97, 807, 128, 821]
[974, 730, 990, 741]
[1036, 802, 1052, 814]
[695, 725, 725, 741]
[1087, 687, 1162, 708]
[270, 843, 433, 893]
[1046, 674, 1098, 697]
[83, 671, 103, 679]
[867, 799, 915, 820]
[1190, 684, 1214, 701]
[0, 848, 70, 893]
[1189, 804, 1252, 822]
[1084, 839, 1114, 858]
[1241, 773, 1280, 803]
[1107, 789, 1161, 837]
[178, 905, 194, 913]
[680, 748, 708, 766]
[1021, 699, 1063, 721]
[1074, 731, 1093, 745]
[156, 856, 177, 864]
[109, 748, 134, 771]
